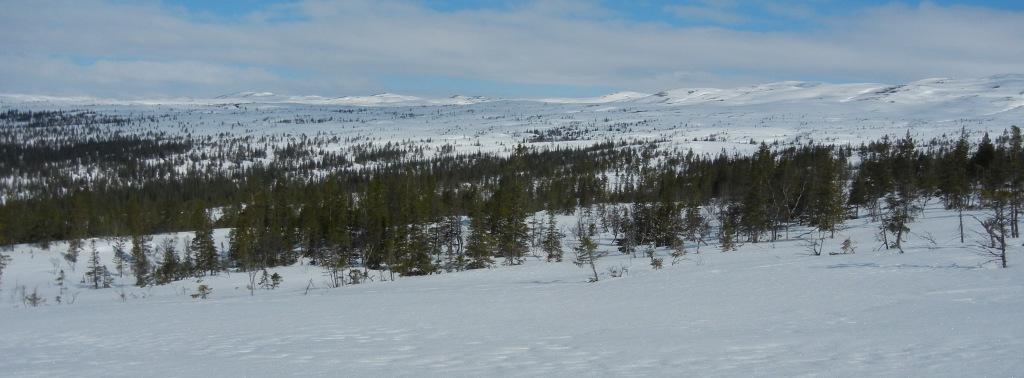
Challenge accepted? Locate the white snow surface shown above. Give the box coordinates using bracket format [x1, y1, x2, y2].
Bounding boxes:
[1, 75, 1021, 168]
[1, 205, 1022, 377]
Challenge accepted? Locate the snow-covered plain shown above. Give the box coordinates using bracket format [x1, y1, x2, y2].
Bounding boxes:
[1, 205, 1022, 377]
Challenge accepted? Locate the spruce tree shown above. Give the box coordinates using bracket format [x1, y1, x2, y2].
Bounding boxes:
[541, 211, 564, 262]
[64, 238, 82, 271]
[111, 237, 128, 277]
[130, 234, 151, 287]
[83, 240, 112, 289]
[806, 158, 846, 238]
[572, 219, 602, 282]
[718, 204, 740, 252]
[941, 129, 971, 243]
[155, 239, 180, 284]
[464, 212, 494, 269]
[0, 250, 9, 289]
[682, 204, 708, 253]
[191, 213, 219, 275]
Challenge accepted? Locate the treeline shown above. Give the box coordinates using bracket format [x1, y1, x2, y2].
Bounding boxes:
[2, 122, 1022, 287]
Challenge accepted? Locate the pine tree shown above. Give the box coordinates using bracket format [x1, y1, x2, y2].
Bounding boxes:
[1007, 126, 1023, 238]
[806, 158, 846, 238]
[464, 212, 494, 269]
[395, 223, 438, 276]
[155, 239, 180, 284]
[64, 238, 82, 271]
[83, 240, 112, 289]
[55, 269, 66, 303]
[111, 237, 128, 277]
[257, 269, 283, 289]
[881, 193, 918, 253]
[130, 234, 151, 287]
[191, 212, 219, 275]
[840, 237, 855, 255]
[541, 211, 564, 262]
[739, 144, 773, 242]
[572, 219, 602, 282]
[682, 204, 709, 253]
[718, 203, 740, 252]
[940, 129, 971, 243]
[0, 251, 10, 289]
[978, 189, 1011, 268]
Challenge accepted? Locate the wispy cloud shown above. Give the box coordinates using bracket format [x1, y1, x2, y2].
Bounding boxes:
[1, 0, 1022, 97]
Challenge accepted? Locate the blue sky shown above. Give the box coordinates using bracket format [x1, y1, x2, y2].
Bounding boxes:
[2, 0, 1023, 98]
[166, 0, 1024, 28]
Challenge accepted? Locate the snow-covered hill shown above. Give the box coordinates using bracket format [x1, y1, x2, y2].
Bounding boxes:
[0, 205, 1021, 376]
[6, 75, 1023, 111]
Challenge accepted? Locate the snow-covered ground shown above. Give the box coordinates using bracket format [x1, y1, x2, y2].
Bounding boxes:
[1, 205, 1022, 376]
[3, 75, 1023, 161]
[2, 75, 1024, 375]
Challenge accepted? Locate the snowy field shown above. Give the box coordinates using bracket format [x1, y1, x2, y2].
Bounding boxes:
[1, 205, 1022, 377]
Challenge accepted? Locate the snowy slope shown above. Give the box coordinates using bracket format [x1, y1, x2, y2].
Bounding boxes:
[0, 205, 1022, 376]
[539, 91, 652, 104]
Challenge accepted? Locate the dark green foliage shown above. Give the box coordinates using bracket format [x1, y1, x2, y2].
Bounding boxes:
[464, 210, 495, 270]
[83, 241, 113, 289]
[130, 235, 151, 287]
[542, 211, 564, 262]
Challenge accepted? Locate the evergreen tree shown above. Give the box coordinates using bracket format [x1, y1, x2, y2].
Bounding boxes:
[111, 237, 128, 277]
[155, 239, 180, 284]
[1007, 126, 1023, 238]
[395, 223, 438, 276]
[64, 238, 82, 271]
[541, 211, 564, 262]
[130, 234, 151, 287]
[83, 240, 112, 289]
[572, 219, 602, 282]
[464, 208, 494, 269]
[739, 144, 773, 242]
[682, 203, 709, 253]
[0, 250, 9, 289]
[55, 269, 66, 303]
[881, 193, 918, 253]
[718, 203, 740, 252]
[940, 129, 971, 243]
[191, 211, 219, 275]
[806, 158, 846, 237]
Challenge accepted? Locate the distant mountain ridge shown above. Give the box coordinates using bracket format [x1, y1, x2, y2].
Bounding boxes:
[3, 75, 1022, 114]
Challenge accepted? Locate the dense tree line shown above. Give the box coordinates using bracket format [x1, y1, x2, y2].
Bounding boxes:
[2, 107, 1021, 285]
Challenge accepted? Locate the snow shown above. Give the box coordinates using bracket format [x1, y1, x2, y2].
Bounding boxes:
[539, 91, 652, 104]
[2, 75, 1024, 375]
[1, 205, 1022, 376]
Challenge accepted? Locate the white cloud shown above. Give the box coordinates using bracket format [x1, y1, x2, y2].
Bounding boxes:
[0, 0, 1022, 97]
[667, 4, 749, 24]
